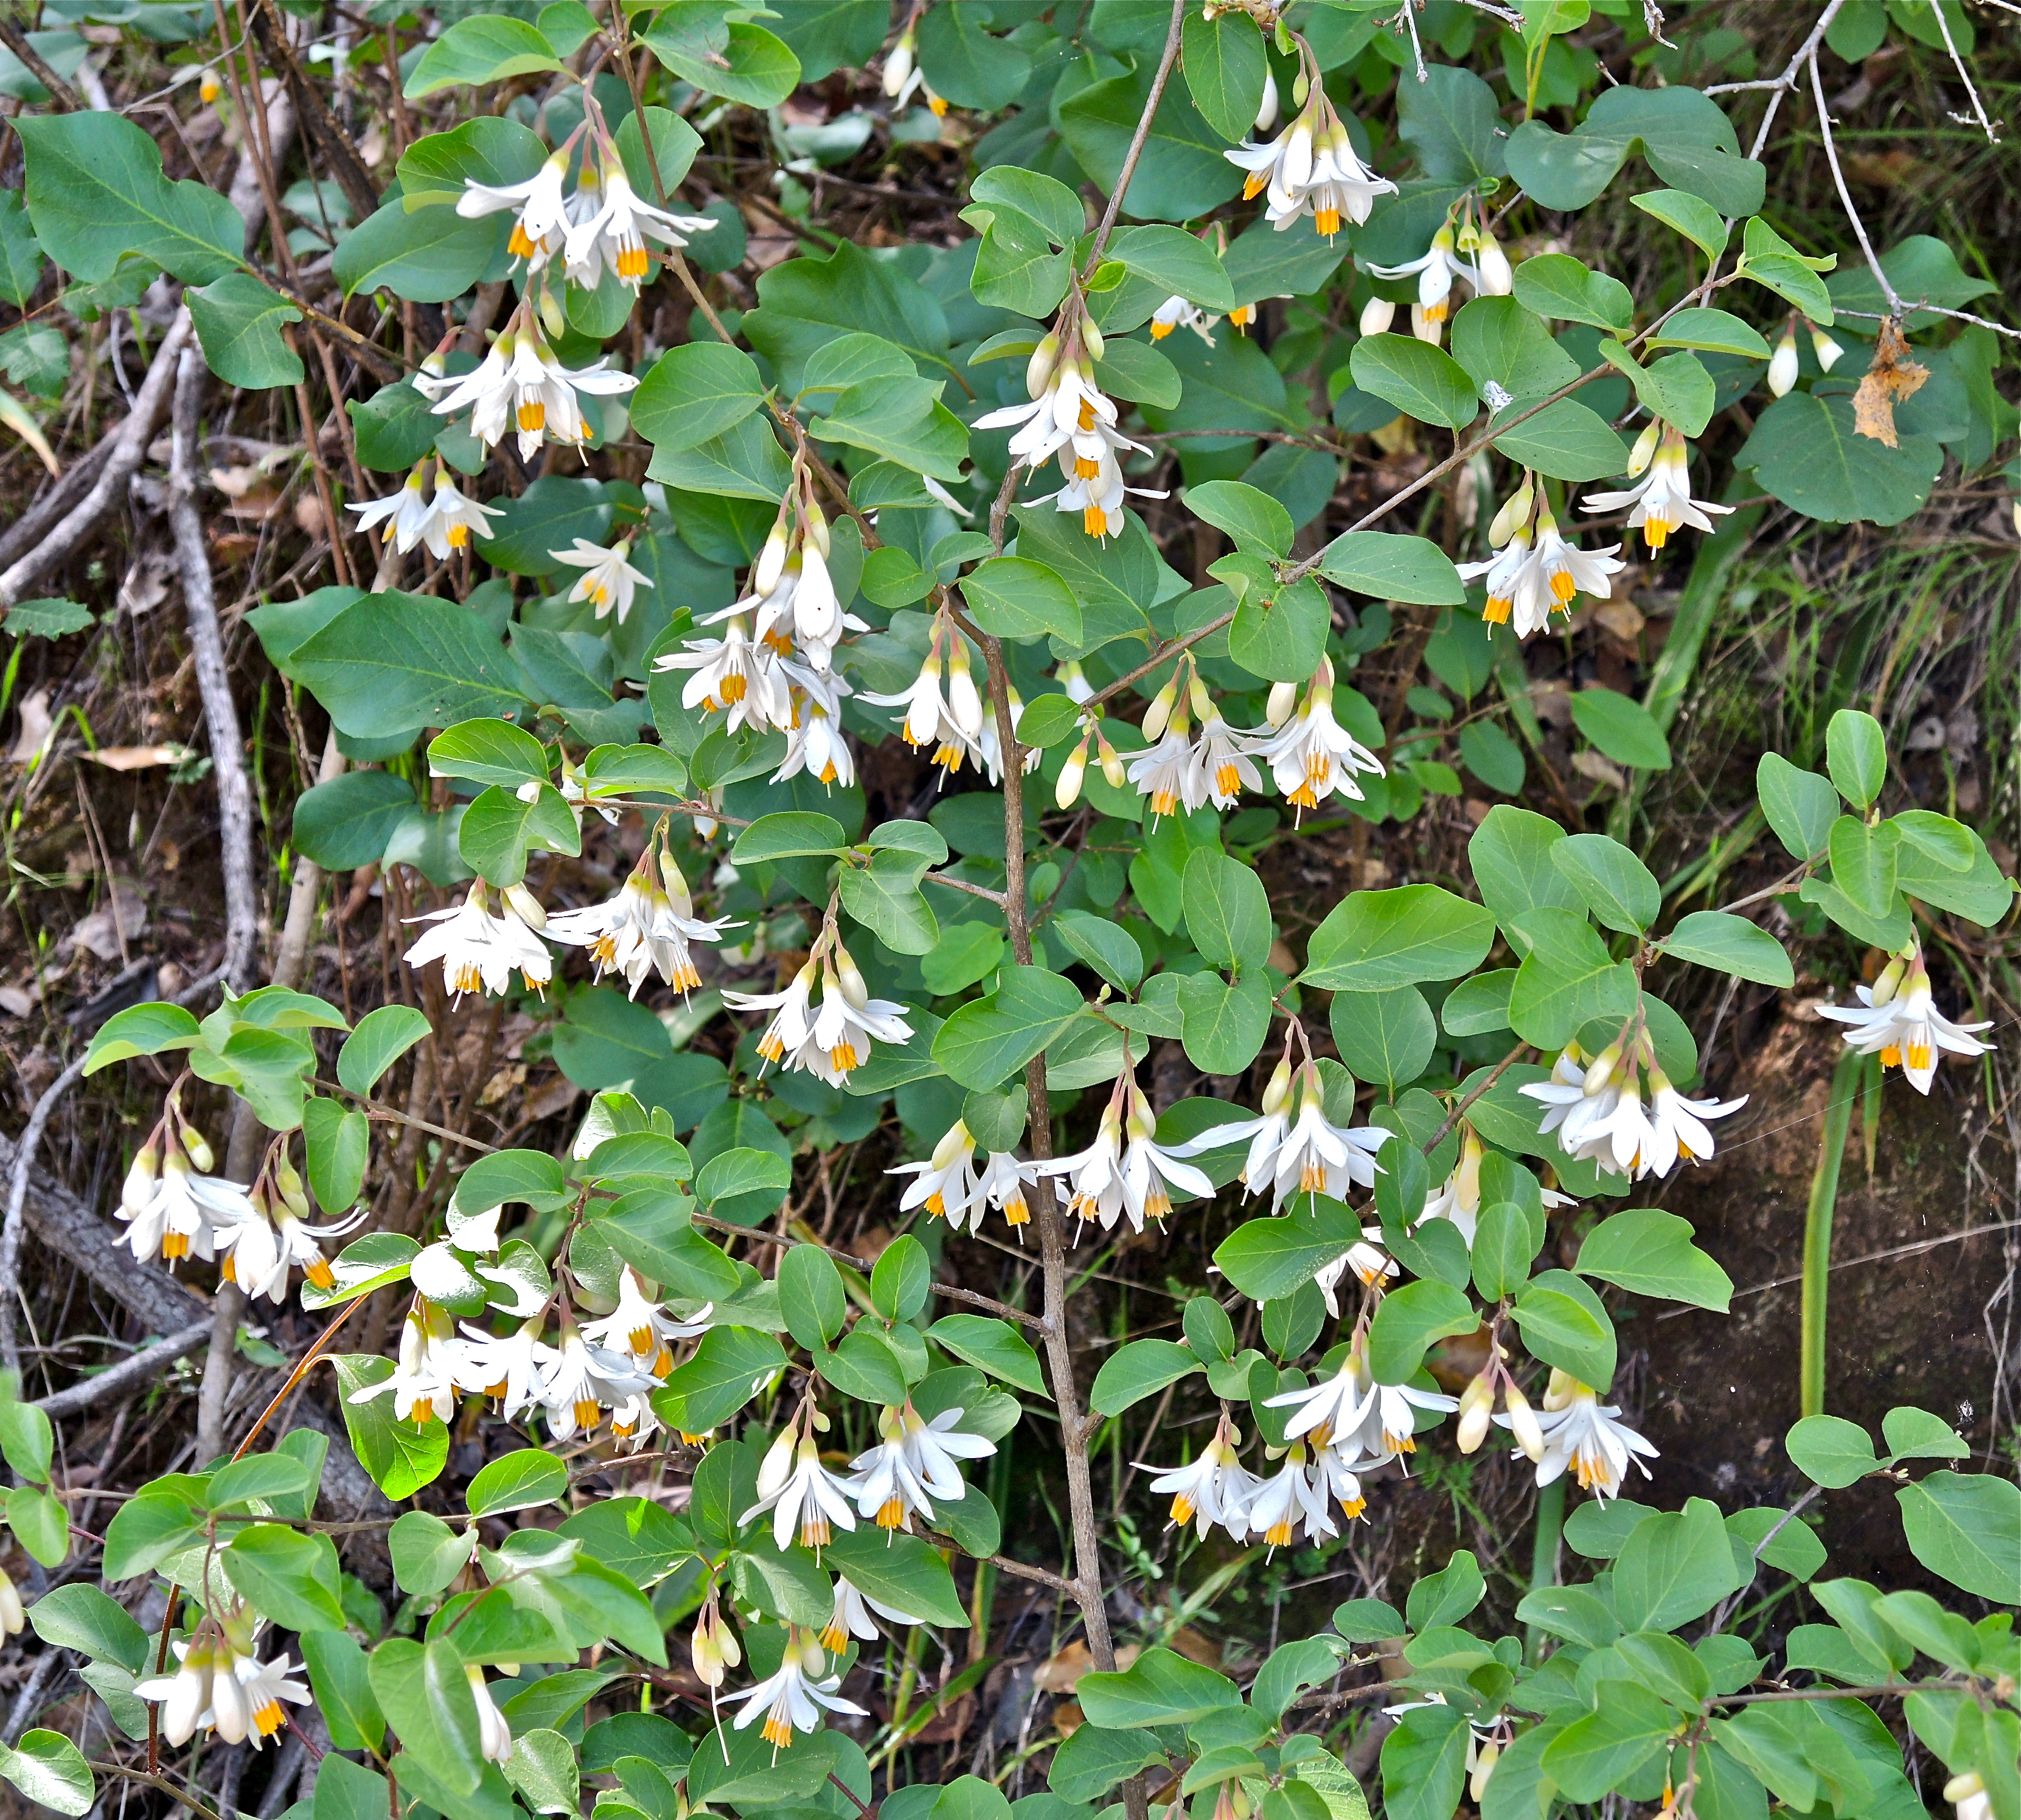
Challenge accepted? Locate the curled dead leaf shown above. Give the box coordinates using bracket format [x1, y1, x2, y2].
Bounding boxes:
[1851, 317, 1928, 447]
[85, 743, 194, 771]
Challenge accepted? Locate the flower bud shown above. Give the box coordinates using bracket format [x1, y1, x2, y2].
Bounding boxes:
[1809, 325, 1843, 372]
[0, 1568, 21, 1636]
[1058, 659, 1093, 703]
[1254, 67, 1279, 133]
[274, 1152, 313, 1221]
[1056, 736, 1088, 810]
[1358, 294, 1396, 336]
[1082, 319, 1105, 362]
[1259, 1058, 1293, 1117]
[1140, 675, 1180, 743]
[537, 287, 566, 340]
[1096, 730, 1127, 790]
[1487, 479, 1533, 546]
[1455, 1375, 1494, 1454]
[182, 1126, 214, 1173]
[1470, 1740, 1501, 1802]
[1767, 330, 1800, 398]
[1870, 954, 1907, 1007]
[1477, 236, 1512, 296]
[804, 501, 831, 560]
[882, 31, 914, 98]
[1626, 418, 1663, 478]
[1026, 331, 1059, 400]
[1291, 69, 1309, 109]
[1581, 1041, 1623, 1095]
[1504, 1382, 1545, 1461]
[1266, 679, 1298, 726]
[754, 521, 790, 596]
[834, 944, 869, 1010]
[122, 1139, 159, 1215]
[503, 882, 546, 931]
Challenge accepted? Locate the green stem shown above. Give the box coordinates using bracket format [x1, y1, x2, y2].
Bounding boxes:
[1801, 1047, 1865, 1419]
[1524, 1475, 1565, 1665]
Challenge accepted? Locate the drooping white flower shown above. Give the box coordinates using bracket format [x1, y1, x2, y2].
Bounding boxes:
[743, 1418, 859, 1552]
[1641, 1071, 1746, 1176]
[134, 1634, 220, 1746]
[548, 845, 739, 999]
[889, 1119, 981, 1225]
[1582, 423, 1734, 554]
[404, 880, 553, 1004]
[1240, 1442, 1337, 1551]
[897, 1399, 997, 1494]
[467, 1665, 513, 1762]
[454, 1316, 548, 1420]
[1127, 692, 1203, 821]
[1461, 484, 1625, 638]
[1508, 1369, 1658, 1502]
[1253, 1060, 1386, 1212]
[1243, 658, 1385, 820]
[554, 534, 653, 623]
[1818, 945, 1992, 1094]
[349, 466, 436, 552]
[117, 1133, 255, 1267]
[430, 313, 638, 460]
[456, 144, 576, 268]
[1265, 1353, 1370, 1447]
[348, 1301, 465, 1427]
[860, 627, 986, 778]
[726, 942, 914, 1086]
[729, 1627, 868, 1751]
[1419, 1127, 1486, 1247]
[1226, 72, 1394, 236]
[973, 331, 1121, 474]
[564, 162, 715, 290]
[976, 686, 1043, 785]
[1367, 221, 1477, 344]
[580, 1264, 712, 1376]
[774, 662, 858, 789]
[1035, 1079, 1212, 1235]
[1141, 1414, 1261, 1541]
[652, 613, 791, 736]
[217, 1193, 367, 1305]
[235, 1648, 313, 1748]
[537, 1319, 658, 1440]
[1946, 1773, 1993, 1820]
[1311, 1230, 1397, 1318]
[1038, 436, 1166, 541]
[1767, 328, 1800, 397]
[1149, 294, 1218, 344]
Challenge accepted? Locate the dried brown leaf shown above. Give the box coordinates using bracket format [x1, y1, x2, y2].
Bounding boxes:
[1851, 317, 1928, 447]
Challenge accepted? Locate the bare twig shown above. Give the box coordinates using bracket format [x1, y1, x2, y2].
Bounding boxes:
[1084, 0, 1188, 268]
[0, 18, 83, 109]
[1807, 50, 1901, 315]
[0, 1057, 90, 1383]
[0, 306, 193, 608]
[29, 1321, 212, 1418]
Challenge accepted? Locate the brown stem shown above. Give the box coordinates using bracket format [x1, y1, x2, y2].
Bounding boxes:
[1084, 0, 1188, 268]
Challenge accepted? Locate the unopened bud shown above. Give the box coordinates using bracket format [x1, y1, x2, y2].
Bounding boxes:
[1359, 295, 1396, 336]
[1026, 332, 1059, 400]
[1504, 1383, 1545, 1462]
[1455, 1375, 1494, 1454]
[1765, 332, 1798, 398]
[1476, 237, 1512, 296]
[833, 945, 869, 1010]
[122, 1139, 160, 1214]
[1254, 67, 1279, 133]
[1140, 676, 1180, 743]
[1096, 731, 1127, 791]
[183, 1127, 214, 1173]
[503, 882, 546, 931]
[1266, 679, 1298, 726]
[1487, 479, 1533, 546]
[1870, 954, 1907, 1007]
[803, 502, 831, 559]
[1809, 325, 1844, 372]
[1626, 418, 1663, 478]
[1056, 737, 1088, 809]
[1582, 1041, 1623, 1095]
[754, 521, 790, 596]
[1082, 319, 1104, 362]
[537, 287, 566, 340]
[1470, 1740, 1501, 1802]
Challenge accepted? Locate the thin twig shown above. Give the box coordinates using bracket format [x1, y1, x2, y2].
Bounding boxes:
[30, 1320, 212, 1418]
[1084, 0, 1188, 268]
[1807, 51, 1901, 314]
[0, 1057, 88, 1383]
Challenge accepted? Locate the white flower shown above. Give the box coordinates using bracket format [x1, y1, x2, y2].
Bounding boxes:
[1244, 658, 1385, 819]
[729, 1627, 868, 1751]
[1034, 1082, 1212, 1235]
[1150, 294, 1217, 344]
[426, 476, 505, 558]
[652, 614, 791, 736]
[846, 1400, 995, 1530]
[1311, 1231, 1397, 1317]
[349, 466, 435, 552]
[1368, 221, 1476, 341]
[564, 164, 715, 289]
[0, 1568, 21, 1637]
[821, 1577, 879, 1650]
[897, 1399, 996, 1492]
[134, 1636, 218, 1746]
[1197, 709, 1264, 808]
[1641, 1072, 1746, 1176]
[117, 1139, 254, 1266]
[349, 1302, 464, 1426]
[1510, 1370, 1657, 1501]
[1227, 80, 1394, 237]
[1265, 1353, 1369, 1447]
[456, 1316, 548, 1421]
[547, 847, 738, 999]
[976, 686, 1043, 785]
[1768, 330, 1800, 397]
[554, 534, 653, 623]
[1419, 1128, 1485, 1246]
[976, 1148, 1040, 1232]
[468, 1666, 513, 1763]
[1141, 1415, 1260, 1540]
[457, 147, 573, 267]
[973, 341, 1119, 473]
[1252, 1061, 1386, 1212]
[404, 880, 553, 1004]
[726, 945, 913, 1086]
[236, 1649, 312, 1748]
[1038, 437, 1166, 541]
[1313, 1444, 1369, 1522]
[431, 316, 638, 460]
[1946, 1774, 1992, 1820]
[774, 662, 858, 788]
[1818, 946, 1992, 1094]
[1524, 1038, 1744, 1180]
[889, 1120, 981, 1225]
[1461, 492, 1624, 637]
[1241, 1443, 1337, 1550]
[537, 1322, 657, 1440]
[860, 628, 986, 776]
[580, 1265, 712, 1375]
[218, 1197, 367, 1304]
[1127, 717, 1204, 820]
[742, 1422, 860, 1552]
[1582, 424, 1733, 554]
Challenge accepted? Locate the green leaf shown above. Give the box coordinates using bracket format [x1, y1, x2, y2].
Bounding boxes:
[1489, 396, 1632, 483]
[838, 849, 939, 956]
[1450, 297, 1581, 400]
[27, 1584, 146, 1672]
[1214, 1200, 1363, 1303]
[695, 1147, 791, 1223]
[926, 1315, 1048, 1396]
[631, 342, 767, 454]
[428, 717, 552, 791]
[405, 16, 564, 95]
[457, 782, 581, 887]
[824, 1527, 969, 1627]
[0, 190, 44, 308]
[1301, 885, 1496, 990]
[1569, 687, 1671, 769]
[1511, 1269, 1616, 1389]
[1106, 224, 1235, 313]
[1089, 1338, 1200, 1416]
[1348, 334, 1479, 432]
[644, 9, 800, 107]
[83, 1002, 201, 1074]
[1612, 1497, 1746, 1630]
[1601, 342, 1716, 438]
[1366, 1280, 1477, 1384]
[390, 1511, 473, 1598]
[934, 967, 1085, 1091]
[1059, 60, 1239, 223]
[1658, 911, 1793, 987]
[1504, 84, 1765, 215]
[1510, 253, 1633, 333]
[1737, 392, 1942, 527]
[655, 1327, 788, 1431]
[1541, 1685, 1673, 1802]
[332, 200, 503, 304]
[1329, 987, 1436, 1091]
[1630, 188, 1730, 257]
[187, 274, 305, 389]
[1896, 1474, 2021, 1602]
[1829, 815, 1897, 915]
[1470, 805, 1581, 928]
[961, 557, 1081, 642]
[1312, 530, 1464, 604]
[286, 592, 527, 738]
[1757, 754, 1837, 861]
[0, 1731, 93, 1816]
[1551, 833, 1659, 934]
[916, 0, 1028, 108]
[292, 771, 416, 870]
[333, 1354, 450, 1499]
[1382, 1703, 1469, 1820]
[1178, 972, 1273, 1076]
[734, 810, 849, 863]
[1645, 307, 1770, 359]
[302, 1098, 369, 1214]
[968, 167, 1083, 248]
[1183, 850, 1271, 972]
[1181, 8, 1267, 144]
[1826, 707, 1887, 808]
[227, 1523, 347, 1632]
[1396, 62, 1506, 184]
[369, 1638, 485, 1798]
[1576, 1210, 1733, 1311]
[1092, 339, 1181, 410]
[338, 1004, 433, 1096]
[467, 1449, 569, 1518]
[778, 1246, 847, 1350]
[17, 111, 241, 285]
[100, 1490, 203, 1583]
[1077, 1646, 1240, 1728]
[1186, 480, 1293, 558]
[1052, 911, 1141, 993]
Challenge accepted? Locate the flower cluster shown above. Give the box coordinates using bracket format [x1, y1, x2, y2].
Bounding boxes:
[888, 1117, 1045, 1232]
[349, 461, 502, 559]
[1227, 54, 1396, 237]
[1459, 473, 1627, 639]
[1038, 1071, 1214, 1235]
[133, 1601, 311, 1751]
[1523, 1027, 1746, 1181]
[1582, 419, 1734, 552]
[114, 1091, 252, 1268]
[725, 921, 914, 1085]
[1820, 942, 1993, 1093]
[1363, 196, 1513, 344]
[546, 835, 740, 999]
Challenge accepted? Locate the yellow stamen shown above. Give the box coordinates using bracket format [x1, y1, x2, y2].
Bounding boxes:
[1315, 206, 1340, 237]
[1084, 505, 1107, 537]
[1230, 304, 1253, 329]
[220, 1254, 237, 1283]
[1003, 1192, 1029, 1226]
[574, 1397, 601, 1432]
[517, 400, 546, 433]
[1483, 595, 1511, 625]
[1150, 319, 1174, 339]
[721, 672, 748, 704]
[164, 1232, 189, 1261]
[1243, 172, 1266, 201]
[801, 1515, 832, 1550]
[447, 523, 470, 549]
[1076, 454, 1100, 479]
[509, 223, 537, 259]
[1881, 1045, 1901, 1069]
[830, 1041, 860, 1075]
[1643, 514, 1675, 551]
[306, 1257, 335, 1288]
[654, 1346, 673, 1379]
[450, 960, 484, 997]
[1266, 1517, 1293, 1547]
[925, 1192, 946, 1218]
[1169, 1492, 1195, 1524]
[763, 1715, 796, 1748]
[928, 94, 947, 116]
[821, 1621, 850, 1651]
[1907, 1041, 1933, 1071]
[618, 245, 649, 281]
[878, 1496, 906, 1530]
[252, 1699, 283, 1737]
